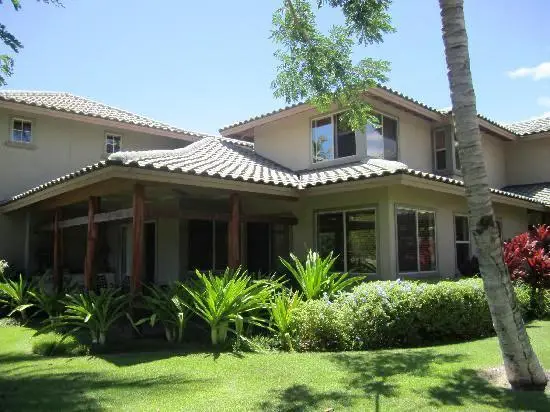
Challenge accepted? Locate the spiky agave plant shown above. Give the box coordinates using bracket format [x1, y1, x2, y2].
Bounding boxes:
[269, 289, 302, 350]
[279, 250, 364, 300]
[0, 274, 35, 321]
[131, 284, 191, 343]
[183, 268, 275, 346]
[50, 288, 128, 345]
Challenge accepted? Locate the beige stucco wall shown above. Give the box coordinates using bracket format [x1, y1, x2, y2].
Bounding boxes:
[481, 132, 507, 189]
[253, 100, 435, 172]
[505, 137, 550, 186]
[277, 183, 531, 280]
[252, 102, 511, 192]
[0, 108, 188, 200]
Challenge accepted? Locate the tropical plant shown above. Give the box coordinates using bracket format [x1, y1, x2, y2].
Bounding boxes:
[279, 250, 363, 300]
[48, 288, 128, 345]
[183, 268, 275, 346]
[0, 274, 34, 321]
[132, 284, 191, 343]
[29, 282, 65, 324]
[269, 289, 302, 350]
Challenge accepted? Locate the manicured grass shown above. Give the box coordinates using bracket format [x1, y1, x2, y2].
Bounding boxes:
[1, 323, 550, 411]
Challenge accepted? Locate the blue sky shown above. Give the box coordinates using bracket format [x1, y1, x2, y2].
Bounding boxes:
[1, 0, 549, 135]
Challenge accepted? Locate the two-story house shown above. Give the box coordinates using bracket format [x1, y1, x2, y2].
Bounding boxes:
[0, 91, 205, 278]
[0, 87, 549, 291]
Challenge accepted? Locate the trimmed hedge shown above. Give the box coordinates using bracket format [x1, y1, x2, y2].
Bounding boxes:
[32, 332, 89, 357]
[290, 278, 545, 352]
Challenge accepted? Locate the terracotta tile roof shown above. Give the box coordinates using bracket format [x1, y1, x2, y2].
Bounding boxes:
[219, 85, 442, 132]
[4, 139, 547, 208]
[0, 90, 211, 139]
[221, 85, 550, 138]
[108, 136, 300, 187]
[505, 115, 550, 136]
[501, 183, 550, 206]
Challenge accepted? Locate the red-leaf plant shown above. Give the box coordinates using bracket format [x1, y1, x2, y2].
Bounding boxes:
[503, 225, 550, 289]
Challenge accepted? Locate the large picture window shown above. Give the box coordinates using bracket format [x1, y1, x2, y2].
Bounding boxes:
[455, 215, 470, 275]
[366, 113, 398, 161]
[316, 209, 377, 273]
[311, 113, 356, 163]
[396, 207, 436, 273]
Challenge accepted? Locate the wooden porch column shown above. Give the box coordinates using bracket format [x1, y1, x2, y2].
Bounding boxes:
[53, 209, 62, 293]
[84, 197, 99, 291]
[228, 193, 241, 268]
[131, 184, 145, 294]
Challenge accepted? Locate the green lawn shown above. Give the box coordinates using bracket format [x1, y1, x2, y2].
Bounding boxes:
[1, 323, 550, 411]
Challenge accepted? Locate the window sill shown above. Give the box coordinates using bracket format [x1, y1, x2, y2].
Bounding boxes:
[309, 154, 361, 170]
[4, 140, 36, 151]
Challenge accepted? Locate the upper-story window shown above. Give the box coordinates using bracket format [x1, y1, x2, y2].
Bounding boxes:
[311, 113, 356, 163]
[105, 133, 122, 154]
[366, 113, 398, 161]
[11, 118, 32, 144]
[311, 111, 398, 163]
[433, 126, 460, 174]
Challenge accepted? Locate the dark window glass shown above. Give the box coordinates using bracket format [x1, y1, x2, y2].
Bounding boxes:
[317, 213, 345, 271]
[383, 117, 398, 160]
[188, 220, 213, 271]
[214, 221, 228, 271]
[456, 243, 470, 274]
[418, 211, 436, 271]
[436, 150, 447, 170]
[396, 209, 418, 272]
[455, 216, 469, 242]
[346, 210, 376, 273]
[336, 114, 356, 158]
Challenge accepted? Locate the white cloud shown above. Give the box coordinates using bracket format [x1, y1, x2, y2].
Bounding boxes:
[537, 96, 550, 107]
[508, 62, 550, 80]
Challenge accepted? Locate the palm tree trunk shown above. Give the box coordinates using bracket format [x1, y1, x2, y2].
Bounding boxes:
[438, 0, 547, 390]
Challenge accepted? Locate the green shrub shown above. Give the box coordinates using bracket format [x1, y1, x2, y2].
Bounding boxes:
[279, 250, 363, 300]
[32, 332, 89, 357]
[289, 278, 543, 352]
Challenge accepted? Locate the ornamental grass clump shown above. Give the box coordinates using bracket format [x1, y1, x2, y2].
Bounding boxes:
[0, 274, 35, 322]
[268, 289, 301, 350]
[132, 284, 191, 343]
[47, 288, 128, 345]
[183, 268, 275, 346]
[279, 250, 363, 300]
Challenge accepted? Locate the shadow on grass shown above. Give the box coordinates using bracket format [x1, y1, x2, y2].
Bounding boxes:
[0, 354, 211, 411]
[258, 384, 352, 412]
[427, 369, 550, 412]
[331, 350, 463, 411]
[259, 349, 463, 412]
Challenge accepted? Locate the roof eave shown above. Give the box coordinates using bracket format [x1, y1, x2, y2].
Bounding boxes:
[0, 100, 204, 142]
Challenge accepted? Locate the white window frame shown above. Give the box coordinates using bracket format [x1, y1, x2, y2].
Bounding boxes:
[11, 117, 33, 144]
[453, 214, 471, 274]
[105, 133, 122, 154]
[314, 206, 378, 274]
[395, 205, 438, 275]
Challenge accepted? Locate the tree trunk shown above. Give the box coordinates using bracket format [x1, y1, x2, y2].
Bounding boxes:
[439, 0, 547, 390]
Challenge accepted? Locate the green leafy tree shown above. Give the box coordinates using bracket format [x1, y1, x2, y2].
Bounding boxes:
[0, 0, 62, 85]
[273, 0, 547, 390]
